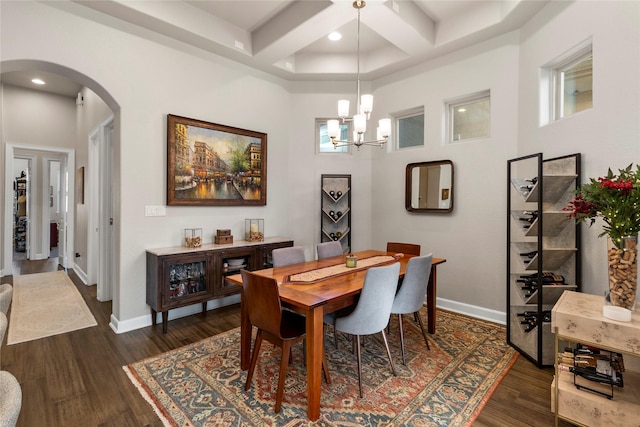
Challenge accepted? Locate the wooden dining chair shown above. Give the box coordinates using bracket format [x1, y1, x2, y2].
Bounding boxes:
[272, 246, 305, 267]
[332, 262, 400, 398]
[316, 241, 343, 259]
[241, 270, 330, 413]
[390, 254, 433, 365]
[386, 242, 420, 256]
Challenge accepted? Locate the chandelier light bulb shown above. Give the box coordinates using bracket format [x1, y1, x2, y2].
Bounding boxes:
[327, 119, 340, 139]
[378, 118, 391, 138]
[338, 100, 350, 118]
[353, 113, 367, 134]
[360, 94, 373, 117]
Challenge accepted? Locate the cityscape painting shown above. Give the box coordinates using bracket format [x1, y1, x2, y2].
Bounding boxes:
[166, 114, 267, 206]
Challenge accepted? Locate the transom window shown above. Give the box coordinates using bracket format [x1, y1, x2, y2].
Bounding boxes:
[540, 39, 593, 125]
[316, 119, 350, 153]
[396, 109, 424, 150]
[446, 91, 490, 143]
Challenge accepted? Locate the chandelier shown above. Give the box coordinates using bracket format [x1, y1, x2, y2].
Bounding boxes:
[327, 0, 391, 150]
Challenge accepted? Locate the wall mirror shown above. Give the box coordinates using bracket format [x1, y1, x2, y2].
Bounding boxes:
[405, 160, 454, 213]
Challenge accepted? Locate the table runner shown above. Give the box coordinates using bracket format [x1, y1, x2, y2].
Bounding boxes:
[283, 254, 399, 284]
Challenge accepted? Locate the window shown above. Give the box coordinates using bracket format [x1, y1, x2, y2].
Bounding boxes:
[446, 91, 490, 143]
[316, 119, 350, 153]
[540, 39, 592, 125]
[396, 109, 424, 149]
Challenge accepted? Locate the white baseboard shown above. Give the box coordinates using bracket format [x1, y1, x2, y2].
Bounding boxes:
[110, 294, 241, 334]
[436, 297, 506, 325]
[73, 263, 88, 285]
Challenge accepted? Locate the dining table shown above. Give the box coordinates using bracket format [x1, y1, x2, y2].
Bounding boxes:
[225, 249, 446, 421]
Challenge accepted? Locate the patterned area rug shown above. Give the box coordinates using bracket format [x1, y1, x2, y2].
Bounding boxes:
[124, 310, 517, 426]
[7, 270, 97, 344]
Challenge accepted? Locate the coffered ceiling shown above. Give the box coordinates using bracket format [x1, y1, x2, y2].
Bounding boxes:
[1, 0, 550, 97]
[66, 0, 549, 80]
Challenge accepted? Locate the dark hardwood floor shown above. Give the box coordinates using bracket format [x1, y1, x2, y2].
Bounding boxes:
[1, 259, 572, 426]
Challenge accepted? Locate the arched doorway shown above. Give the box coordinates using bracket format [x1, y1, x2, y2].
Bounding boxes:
[1, 59, 120, 320]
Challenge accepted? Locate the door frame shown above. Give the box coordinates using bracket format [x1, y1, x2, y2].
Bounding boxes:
[3, 143, 75, 276]
[88, 116, 114, 301]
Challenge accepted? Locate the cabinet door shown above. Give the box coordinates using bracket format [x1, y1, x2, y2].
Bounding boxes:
[214, 247, 256, 296]
[161, 253, 214, 309]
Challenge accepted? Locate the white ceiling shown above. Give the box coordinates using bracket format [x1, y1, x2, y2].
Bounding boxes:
[1, 0, 549, 97]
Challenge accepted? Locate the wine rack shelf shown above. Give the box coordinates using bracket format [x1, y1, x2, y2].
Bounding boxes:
[320, 174, 351, 254]
[507, 153, 581, 367]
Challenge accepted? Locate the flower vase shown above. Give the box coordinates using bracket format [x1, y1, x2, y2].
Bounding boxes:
[607, 235, 637, 311]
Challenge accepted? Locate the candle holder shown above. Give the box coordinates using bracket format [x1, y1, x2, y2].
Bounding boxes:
[184, 228, 202, 248]
[245, 219, 264, 242]
[345, 254, 357, 268]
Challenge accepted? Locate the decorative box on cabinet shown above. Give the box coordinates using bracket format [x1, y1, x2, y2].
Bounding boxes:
[507, 153, 581, 367]
[146, 237, 293, 333]
[551, 291, 640, 427]
[321, 174, 351, 254]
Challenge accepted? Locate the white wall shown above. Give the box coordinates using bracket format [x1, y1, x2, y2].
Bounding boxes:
[74, 87, 114, 278]
[518, 0, 640, 296]
[370, 32, 521, 319]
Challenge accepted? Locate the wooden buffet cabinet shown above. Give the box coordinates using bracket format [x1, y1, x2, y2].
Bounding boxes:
[146, 237, 293, 332]
[551, 291, 640, 427]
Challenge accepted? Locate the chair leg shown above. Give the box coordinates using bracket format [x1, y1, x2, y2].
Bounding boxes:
[245, 331, 263, 391]
[380, 329, 396, 376]
[355, 335, 363, 398]
[275, 341, 292, 413]
[415, 310, 431, 350]
[398, 313, 406, 365]
[322, 347, 331, 384]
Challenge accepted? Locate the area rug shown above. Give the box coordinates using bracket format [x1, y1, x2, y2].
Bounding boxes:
[7, 270, 97, 344]
[124, 311, 517, 426]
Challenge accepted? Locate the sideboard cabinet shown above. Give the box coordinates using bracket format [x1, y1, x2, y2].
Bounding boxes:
[146, 237, 293, 332]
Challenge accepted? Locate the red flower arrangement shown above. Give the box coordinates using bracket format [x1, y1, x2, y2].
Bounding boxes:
[564, 164, 640, 248]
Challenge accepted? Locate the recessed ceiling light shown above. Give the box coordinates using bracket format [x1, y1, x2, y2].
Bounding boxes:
[457, 108, 466, 112]
[31, 78, 45, 85]
[328, 32, 342, 41]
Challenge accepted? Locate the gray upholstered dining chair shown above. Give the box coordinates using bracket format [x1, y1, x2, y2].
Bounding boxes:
[390, 254, 433, 365]
[331, 262, 400, 398]
[272, 246, 305, 267]
[316, 241, 343, 259]
[0, 370, 22, 427]
[0, 284, 13, 316]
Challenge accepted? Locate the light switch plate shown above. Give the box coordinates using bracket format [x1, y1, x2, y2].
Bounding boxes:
[145, 205, 166, 216]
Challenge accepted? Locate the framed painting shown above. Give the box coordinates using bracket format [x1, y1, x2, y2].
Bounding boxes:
[167, 114, 267, 206]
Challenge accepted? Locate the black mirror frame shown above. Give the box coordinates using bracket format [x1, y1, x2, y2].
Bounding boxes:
[405, 160, 454, 213]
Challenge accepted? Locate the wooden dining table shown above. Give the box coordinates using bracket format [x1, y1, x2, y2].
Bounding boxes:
[225, 249, 446, 421]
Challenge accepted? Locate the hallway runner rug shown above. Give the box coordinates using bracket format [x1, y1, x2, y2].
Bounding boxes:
[7, 270, 97, 344]
[124, 310, 517, 426]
